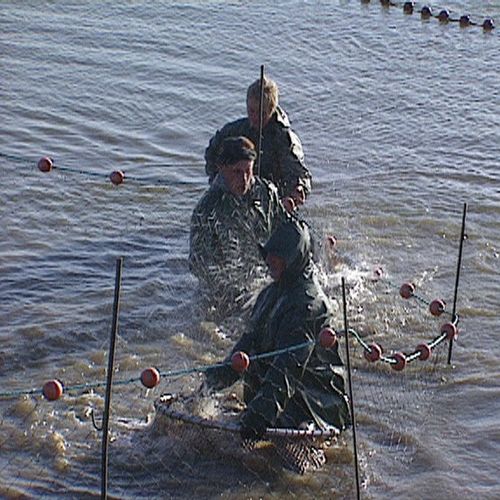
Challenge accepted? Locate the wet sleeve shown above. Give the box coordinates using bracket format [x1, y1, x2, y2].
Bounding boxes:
[276, 127, 312, 197]
[188, 205, 218, 282]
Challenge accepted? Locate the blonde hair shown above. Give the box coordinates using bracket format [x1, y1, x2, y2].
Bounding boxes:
[247, 76, 279, 117]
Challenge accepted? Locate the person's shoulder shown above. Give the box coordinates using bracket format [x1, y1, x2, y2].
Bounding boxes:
[192, 184, 223, 214]
[219, 116, 251, 135]
[274, 105, 291, 128]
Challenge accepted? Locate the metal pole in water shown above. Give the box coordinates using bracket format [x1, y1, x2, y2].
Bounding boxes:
[447, 203, 467, 365]
[256, 64, 265, 178]
[342, 277, 361, 500]
[101, 257, 123, 500]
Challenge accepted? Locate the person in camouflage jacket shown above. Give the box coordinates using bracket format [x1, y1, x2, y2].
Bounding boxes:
[205, 76, 312, 207]
[205, 219, 350, 439]
[190, 136, 289, 315]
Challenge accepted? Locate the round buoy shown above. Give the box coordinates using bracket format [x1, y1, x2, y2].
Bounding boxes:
[420, 5, 432, 19]
[438, 9, 450, 22]
[37, 157, 53, 173]
[482, 18, 495, 31]
[459, 14, 471, 27]
[326, 235, 337, 249]
[319, 327, 337, 349]
[403, 1, 414, 14]
[391, 352, 407, 371]
[43, 379, 63, 401]
[282, 197, 296, 213]
[399, 282, 415, 299]
[231, 351, 250, 374]
[416, 343, 432, 361]
[364, 343, 382, 362]
[140, 367, 161, 388]
[441, 322, 458, 341]
[110, 170, 125, 185]
[429, 299, 446, 317]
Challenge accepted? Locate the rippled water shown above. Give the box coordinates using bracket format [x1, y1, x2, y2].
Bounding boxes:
[1, 1, 499, 498]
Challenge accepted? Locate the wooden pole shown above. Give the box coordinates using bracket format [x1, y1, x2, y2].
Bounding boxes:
[101, 257, 123, 499]
[342, 277, 361, 500]
[447, 203, 467, 365]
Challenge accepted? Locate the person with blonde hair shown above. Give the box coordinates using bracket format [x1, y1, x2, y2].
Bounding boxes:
[205, 76, 312, 208]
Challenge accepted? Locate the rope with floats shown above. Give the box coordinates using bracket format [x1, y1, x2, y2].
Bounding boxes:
[361, 1, 495, 31]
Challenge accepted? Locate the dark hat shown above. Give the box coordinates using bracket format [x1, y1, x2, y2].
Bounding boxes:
[216, 136, 257, 166]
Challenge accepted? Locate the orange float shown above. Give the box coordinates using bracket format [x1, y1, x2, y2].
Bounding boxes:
[37, 157, 53, 172]
[231, 351, 250, 373]
[319, 327, 337, 349]
[110, 170, 125, 185]
[391, 352, 407, 371]
[42, 379, 63, 401]
[140, 367, 161, 388]
[399, 282, 415, 299]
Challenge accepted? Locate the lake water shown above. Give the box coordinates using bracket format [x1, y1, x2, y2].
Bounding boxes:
[1, 1, 499, 498]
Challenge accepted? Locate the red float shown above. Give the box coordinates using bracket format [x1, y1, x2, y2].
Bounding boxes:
[441, 322, 458, 341]
[364, 343, 382, 362]
[110, 170, 125, 185]
[416, 343, 432, 361]
[42, 379, 63, 401]
[429, 299, 446, 317]
[459, 15, 471, 27]
[482, 18, 495, 31]
[319, 327, 337, 349]
[391, 352, 407, 371]
[140, 367, 161, 388]
[399, 282, 415, 299]
[231, 351, 250, 373]
[438, 9, 450, 22]
[37, 156, 53, 172]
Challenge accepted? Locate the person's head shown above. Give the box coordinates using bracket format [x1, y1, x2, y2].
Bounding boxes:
[246, 76, 279, 130]
[260, 220, 312, 284]
[216, 136, 257, 196]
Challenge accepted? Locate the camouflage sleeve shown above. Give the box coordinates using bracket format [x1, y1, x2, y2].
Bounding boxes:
[276, 127, 312, 197]
[188, 202, 217, 282]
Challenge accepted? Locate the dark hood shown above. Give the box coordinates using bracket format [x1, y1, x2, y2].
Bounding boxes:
[260, 220, 312, 286]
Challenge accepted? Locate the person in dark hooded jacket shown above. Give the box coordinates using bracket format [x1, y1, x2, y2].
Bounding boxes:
[204, 76, 312, 207]
[205, 219, 350, 440]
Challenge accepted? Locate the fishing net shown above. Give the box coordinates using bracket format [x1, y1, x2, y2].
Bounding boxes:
[152, 393, 339, 476]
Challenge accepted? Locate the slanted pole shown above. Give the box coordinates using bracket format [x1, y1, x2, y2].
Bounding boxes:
[101, 257, 123, 499]
[342, 277, 361, 500]
[447, 203, 467, 365]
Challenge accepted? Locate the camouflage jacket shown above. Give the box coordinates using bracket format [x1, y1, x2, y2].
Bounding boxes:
[189, 176, 288, 311]
[206, 221, 350, 432]
[204, 106, 312, 198]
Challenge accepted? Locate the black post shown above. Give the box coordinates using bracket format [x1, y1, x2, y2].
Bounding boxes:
[447, 203, 467, 365]
[342, 277, 361, 500]
[101, 257, 123, 499]
[256, 64, 265, 178]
